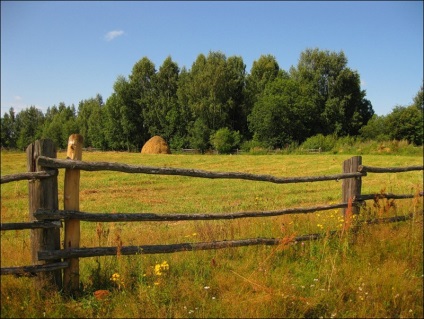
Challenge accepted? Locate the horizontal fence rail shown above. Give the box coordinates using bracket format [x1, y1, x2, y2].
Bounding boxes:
[358, 165, 423, 173]
[37, 214, 414, 261]
[34, 203, 351, 222]
[357, 192, 424, 201]
[1, 221, 61, 231]
[37, 156, 364, 183]
[0, 170, 57, 184]
[33, 192, 423, 224]
[1, 262, 69, 276]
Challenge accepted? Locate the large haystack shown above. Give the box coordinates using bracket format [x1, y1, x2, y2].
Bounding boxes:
[141, 136, 171, 154]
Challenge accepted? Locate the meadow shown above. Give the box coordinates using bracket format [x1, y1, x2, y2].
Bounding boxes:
[1, 151, 423, 318]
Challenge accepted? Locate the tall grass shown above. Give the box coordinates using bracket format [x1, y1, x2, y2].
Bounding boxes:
[1, 151, 422, 318]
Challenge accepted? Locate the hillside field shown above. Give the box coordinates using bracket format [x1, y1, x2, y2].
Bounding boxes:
[1, 151, 423, 318]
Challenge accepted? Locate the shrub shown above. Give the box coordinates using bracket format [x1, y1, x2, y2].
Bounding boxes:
[300, 134, 337, 152]
[210, 128, 241, 154]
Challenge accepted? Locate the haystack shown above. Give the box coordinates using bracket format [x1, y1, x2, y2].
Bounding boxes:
[141, 136, 171, 154]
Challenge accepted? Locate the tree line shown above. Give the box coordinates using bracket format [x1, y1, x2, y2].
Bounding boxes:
[1, 48, 422, 152]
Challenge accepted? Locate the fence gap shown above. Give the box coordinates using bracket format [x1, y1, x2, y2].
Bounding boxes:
[63, 134, 83, 295]
[342, 156, 362, 216]
[26, 139, 62, 290]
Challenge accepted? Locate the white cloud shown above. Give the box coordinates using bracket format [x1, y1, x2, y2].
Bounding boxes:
[14, 95, 22, 101]
[104, 30, 125, 41]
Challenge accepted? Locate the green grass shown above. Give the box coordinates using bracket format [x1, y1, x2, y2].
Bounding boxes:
[1, 151, 423, 318]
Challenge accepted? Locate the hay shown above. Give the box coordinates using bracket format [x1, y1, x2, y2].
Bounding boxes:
[141, 136, 171, 154]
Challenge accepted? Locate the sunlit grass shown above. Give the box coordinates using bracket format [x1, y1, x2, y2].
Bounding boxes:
[1, 151, 422, 318]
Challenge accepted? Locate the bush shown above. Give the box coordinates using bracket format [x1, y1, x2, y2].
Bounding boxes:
[210, 128, 241, 154]
[300, 134, 337, 152]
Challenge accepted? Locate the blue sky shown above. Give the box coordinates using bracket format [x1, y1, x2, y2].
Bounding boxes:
[1, 1, 423, 116]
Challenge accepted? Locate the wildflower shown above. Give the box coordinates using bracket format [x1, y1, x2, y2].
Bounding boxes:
[154, 264, 163, 276]
[204, 286, 210, 290]
[110, 273, 125, 289]
[161, 261, 169, 270]
[154, 261, 169, 276]
[110, 273, 120, 281]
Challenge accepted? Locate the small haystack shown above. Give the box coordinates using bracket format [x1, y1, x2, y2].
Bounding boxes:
[141, 136, 171, 154]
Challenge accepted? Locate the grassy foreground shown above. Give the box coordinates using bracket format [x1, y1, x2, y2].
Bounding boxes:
[1, 151, 423, 318]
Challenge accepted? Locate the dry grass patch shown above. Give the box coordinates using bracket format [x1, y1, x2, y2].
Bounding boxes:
[1, 151, 422, 318]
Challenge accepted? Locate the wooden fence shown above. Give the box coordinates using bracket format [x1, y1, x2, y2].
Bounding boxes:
[1, 135, 423, 295]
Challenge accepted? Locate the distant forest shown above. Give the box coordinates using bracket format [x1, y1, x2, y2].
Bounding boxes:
[1, 48, 423, 152]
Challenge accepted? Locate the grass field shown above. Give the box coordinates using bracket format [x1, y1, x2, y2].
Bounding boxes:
[1, 151, 423, 318]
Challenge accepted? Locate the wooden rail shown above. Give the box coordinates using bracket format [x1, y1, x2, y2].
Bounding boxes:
[34, 203, 350, 222]
[1, 221, 61, 231]
[0, 170, 57, 184]
[37, 156, 364, 183]
[37, 214, 414, 261]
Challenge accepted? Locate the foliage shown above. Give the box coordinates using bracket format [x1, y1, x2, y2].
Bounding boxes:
[14, 106, 45, 150]
[0, 108, 17, 149]
[360, 101, 423, 146]
[41, 103, 78, 149]
[1, 48, 422, 152]
[386, 105, 423, 146]
[210, 127, 241, 154]
[248, 77, 313, 148]
[188, 118, 211, 152]
[77, 94, 106, 149]
[300, 134, 337, 152]
[359, 114, 390, 141]
[289, 48, 374, 137]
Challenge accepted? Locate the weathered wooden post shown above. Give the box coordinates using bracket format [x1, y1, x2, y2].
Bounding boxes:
[341, 156, 362, 216]
[27, 139, 62, 290]
[63, 134, 83, 295]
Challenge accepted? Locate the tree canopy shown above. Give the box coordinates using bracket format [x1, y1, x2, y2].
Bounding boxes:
[2, 48, 420, 151]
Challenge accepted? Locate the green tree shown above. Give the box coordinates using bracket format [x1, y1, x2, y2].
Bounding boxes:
[42, 103, 78, 149]
[1, 108, 17, 148]
[224, 55, 247, 135]
[412, 84, 423, 111]
[103, 89, 126, 150]
[248, 77, 313, 148]
[15, 106, 45, 149]
[185, 51, 247, 133]
[359, 114, 390, 141]
[188, 118, 210, 152]
[77, 94, 104, 148]
[210, 127, 241, 154]
[244, 55, 282, 139]
[143, 56, 180, 141]
[87, 101, 106, 149]
[290, 48, 374, 136]
[386, 105, 423, 145]
[129, 57, 156, 150]
[173, 67, 194, 149]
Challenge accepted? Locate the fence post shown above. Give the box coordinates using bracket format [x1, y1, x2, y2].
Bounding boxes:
[26, 139, 62, 290]
[63, 134, 83, 295]
[341, 156, 362, 216]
